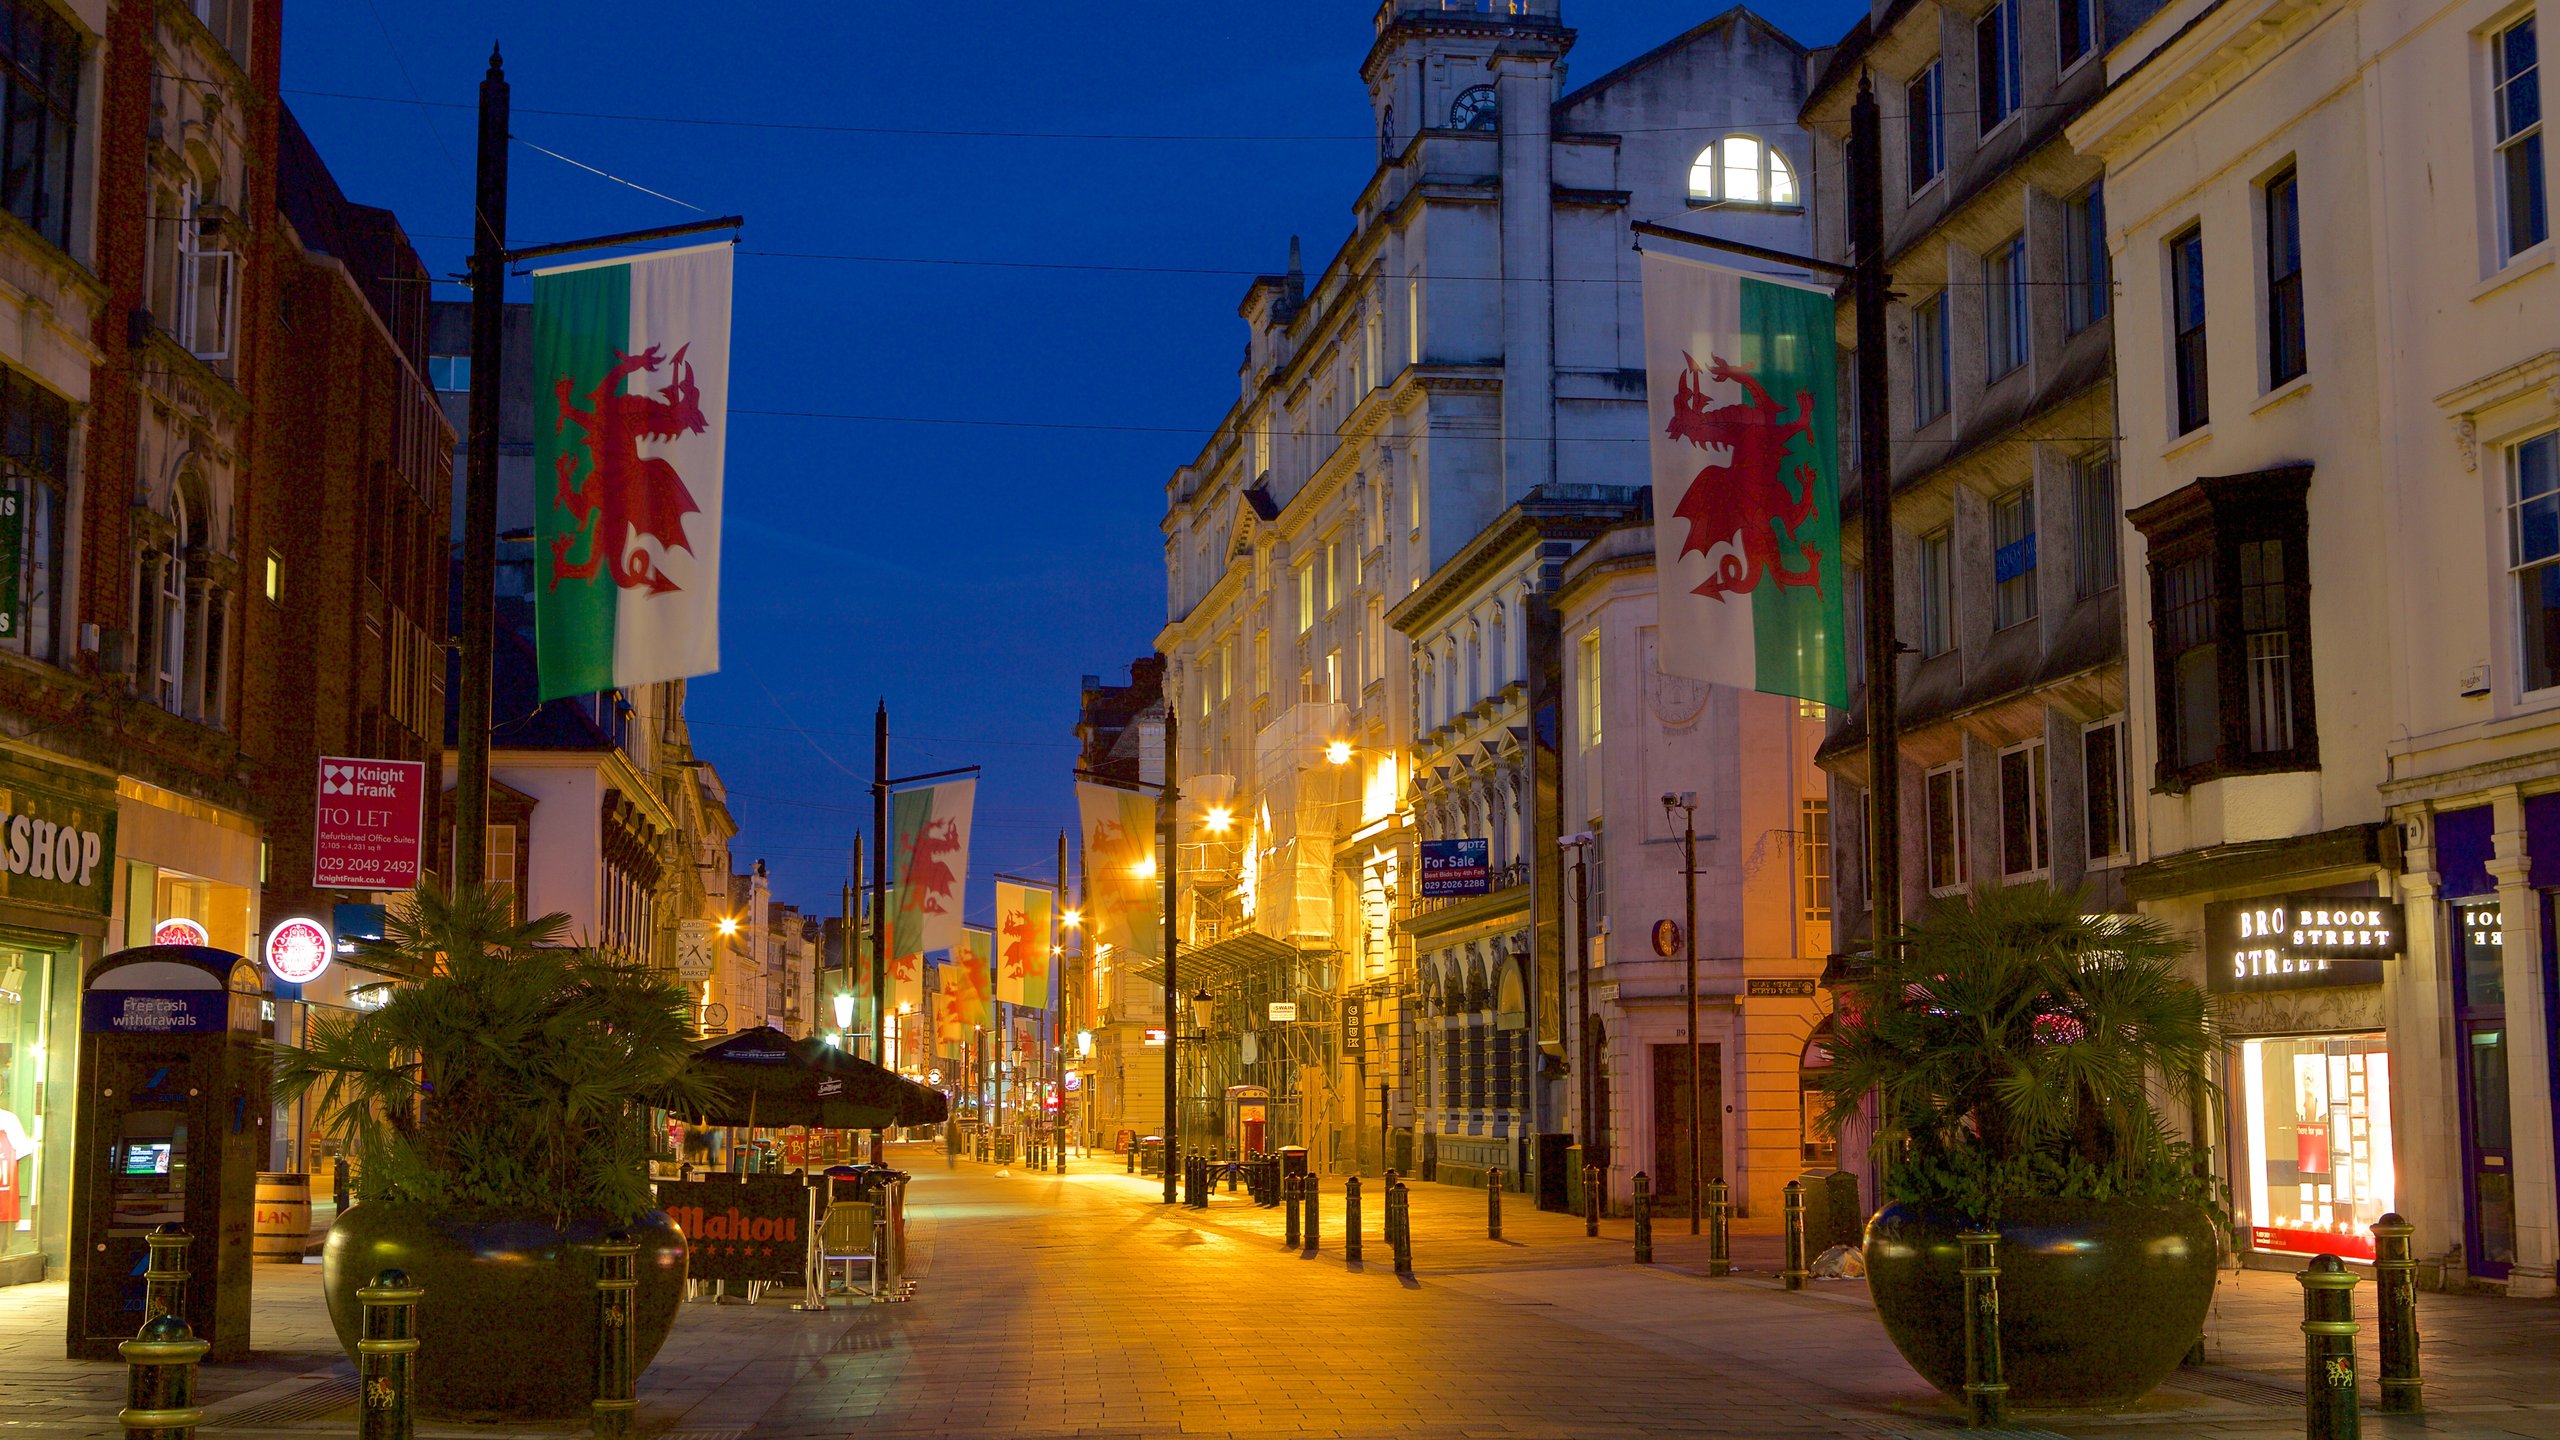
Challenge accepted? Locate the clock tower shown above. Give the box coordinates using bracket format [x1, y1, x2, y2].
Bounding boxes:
[1363, 1, 1570, 162]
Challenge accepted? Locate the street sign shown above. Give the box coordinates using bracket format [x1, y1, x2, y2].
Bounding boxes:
[1268, 1001, 1298, 1022]
[313, 757, 428, 890]
[1418, 838, 1491, 898]
[1651, 919, 1682, 958]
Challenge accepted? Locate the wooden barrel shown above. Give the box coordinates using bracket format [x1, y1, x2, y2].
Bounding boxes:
[253, 1173, 312, 1263]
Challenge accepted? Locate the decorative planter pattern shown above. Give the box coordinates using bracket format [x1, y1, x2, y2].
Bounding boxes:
[322, 1204, 687, 1419]
[1864, 1198, 2219, 1410]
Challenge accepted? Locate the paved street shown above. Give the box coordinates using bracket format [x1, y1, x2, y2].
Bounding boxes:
[4, 1144, 2560, 1439]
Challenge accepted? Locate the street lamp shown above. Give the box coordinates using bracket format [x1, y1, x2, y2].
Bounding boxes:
[1561, 831, 1599, 1209]
[1662, 790, 1703, 1235]
[832, 991, 855, 1034]
[1190, 986, 1215, 1033]
[716, 915, 739, 938]
[1325, 739, 1353, 766]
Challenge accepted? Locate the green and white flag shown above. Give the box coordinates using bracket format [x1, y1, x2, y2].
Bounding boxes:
[1640, 250, 1847, 707]
[532, 243, 732, 701]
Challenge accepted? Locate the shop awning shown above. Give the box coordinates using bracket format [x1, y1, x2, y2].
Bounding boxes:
[1129, 930, 1313, 992]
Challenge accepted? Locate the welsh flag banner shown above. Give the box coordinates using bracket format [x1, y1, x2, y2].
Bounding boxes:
[950, 928, 995, 1035]
[890, 780, 975, 1010]
[1075, 782, 1159, 963]
[994, 881, 1053, 1010]
[532, 243, 732, 701]
[1640, 251, 1847, 707]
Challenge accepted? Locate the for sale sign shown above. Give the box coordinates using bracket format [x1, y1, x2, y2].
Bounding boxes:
[313, 757, 428, 890]
[1418, 838, 1492, 898]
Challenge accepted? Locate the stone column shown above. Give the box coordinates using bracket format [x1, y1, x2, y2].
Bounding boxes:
[2390, 817, 2460, 1264]
[2490, 792, 2556, 1296]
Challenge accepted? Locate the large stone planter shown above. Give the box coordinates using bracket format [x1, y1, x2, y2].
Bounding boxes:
[322, 1204, 687, 1419]
[1864, 1198, 2218, 1410]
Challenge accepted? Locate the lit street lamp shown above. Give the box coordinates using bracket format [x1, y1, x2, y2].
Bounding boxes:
[1561, 832, 1599, 1209]
[1662, 791, 1703, 1235]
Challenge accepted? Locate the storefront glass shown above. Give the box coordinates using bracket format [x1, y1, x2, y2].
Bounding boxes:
[0, 943, 61, 1262]
[2237, 1033, 2395, 1261]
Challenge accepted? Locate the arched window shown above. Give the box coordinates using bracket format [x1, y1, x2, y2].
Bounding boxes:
[1450, 85, 1499, 132]
[1688, 134, 1800, 208]
[1380, 105, 1396, 160]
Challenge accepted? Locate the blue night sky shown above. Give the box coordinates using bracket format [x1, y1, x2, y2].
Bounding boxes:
[282, 1, 1866, 918]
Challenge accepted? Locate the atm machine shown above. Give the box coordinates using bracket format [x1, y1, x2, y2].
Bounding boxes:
[66, 944, 269, 1360]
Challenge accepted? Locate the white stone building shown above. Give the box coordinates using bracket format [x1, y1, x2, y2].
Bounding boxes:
[2071, 0, 2554, 1290]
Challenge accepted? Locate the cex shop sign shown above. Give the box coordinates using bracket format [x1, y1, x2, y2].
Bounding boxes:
[313, 757, 427, 890]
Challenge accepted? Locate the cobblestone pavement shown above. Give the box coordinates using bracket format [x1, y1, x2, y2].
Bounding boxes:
[4, 1144, 2559, 1439]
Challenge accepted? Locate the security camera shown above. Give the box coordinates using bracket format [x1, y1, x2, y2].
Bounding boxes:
[1559, 831, 1594, 848]
[1660, 790, 1696, 809]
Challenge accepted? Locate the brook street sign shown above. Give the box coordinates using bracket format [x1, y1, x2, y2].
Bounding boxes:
[2204, 893, 2405, 993]
[313, 757, 428, 890]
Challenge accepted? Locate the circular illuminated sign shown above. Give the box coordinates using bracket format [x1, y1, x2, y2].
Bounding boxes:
[153, 918, 211, 948]
[265, 917, 334, 984]
[1651, 919, 1683, 959]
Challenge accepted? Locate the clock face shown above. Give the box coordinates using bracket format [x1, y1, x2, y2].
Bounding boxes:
[1452, 86, 1499, 132]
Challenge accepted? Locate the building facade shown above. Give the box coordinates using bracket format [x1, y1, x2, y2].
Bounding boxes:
[2072, 0, 2555, 1291]
[1146, 1, 1815, 1192]
[1072, 658, 1166, 1154]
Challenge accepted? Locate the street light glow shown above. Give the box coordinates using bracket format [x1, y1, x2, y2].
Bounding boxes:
[832, 992, 855, 1031]
[1133, 855, 1157, 879]
[716, 915, 740, 937]
[1061, 908, 1082, 928]
[1204, 805, 1233, 833]
[1325, 739, 1353, 766]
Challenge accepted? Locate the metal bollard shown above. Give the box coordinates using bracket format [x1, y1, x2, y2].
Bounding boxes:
[1958, 1228, 2009, 1428]
[1388, 1179, 1413, 1276]
[1125, 1143, 1135, 1174]
[592, 1233, 639, 1439]
[144, 1225, 190, 1325]
[2370, 1213, 2419, 1413]
[1225, 1160, 1237, 1193]
[1303, 1175, 1321, 1252]
[1282, 1174, 1302, 1247]
[1781, 1180, 1808, 1291]
[1706, 1179, 1731, 1278]
[1487, 1168, 1503, 1240]
[1634, 1172, 1653, 1265]
[119, 1311, 208, 1440]
[1345, 1175, 1364, 1263]
[1583, 1163, 1600, 1237]
[357, 1268, 423, 1440]
[2299, 1253, 2362, 1440]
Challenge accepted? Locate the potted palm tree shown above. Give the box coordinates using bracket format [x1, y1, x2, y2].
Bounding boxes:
[1816, 883, 2226, 1410]
[275, 885, 716, 1419]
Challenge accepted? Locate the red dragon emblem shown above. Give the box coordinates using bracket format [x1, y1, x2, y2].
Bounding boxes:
[1665, 352, 1824, 601]
[897, 819, 965, 920]
[549, 344, 706, 595]
[999, 910, 1043, 980]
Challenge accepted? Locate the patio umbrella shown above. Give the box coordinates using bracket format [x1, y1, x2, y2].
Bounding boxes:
[674, 1027, 898, 1131]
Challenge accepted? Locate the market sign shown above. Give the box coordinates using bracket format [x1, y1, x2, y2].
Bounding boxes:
[2204, 894, 2404, 993]
[1418, 838, 1491, 898]
[313, 757, 428, 890]
[0, 751, 114, 915]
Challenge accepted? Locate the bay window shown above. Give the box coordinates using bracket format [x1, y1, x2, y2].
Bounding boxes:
[2129, 466, 2318, 783]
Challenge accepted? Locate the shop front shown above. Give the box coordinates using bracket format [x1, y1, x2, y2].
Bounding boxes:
[2204, 889, 2405, 1265]
[0, 748, 118, 1286]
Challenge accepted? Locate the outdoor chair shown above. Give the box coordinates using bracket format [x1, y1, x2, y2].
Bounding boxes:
[818, 1200, 879, 1298]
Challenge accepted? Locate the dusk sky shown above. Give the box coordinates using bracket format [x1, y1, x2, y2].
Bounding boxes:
[282, 0, 1867, 919]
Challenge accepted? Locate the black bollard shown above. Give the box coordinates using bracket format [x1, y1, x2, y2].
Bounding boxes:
[1303, 1175, 1321, 1253]
[1284, 1174, 1303, 1247]
[1781, 1180, 1808, 1291]
[2299, 1253, 2362, 1440]
[357, 1267, 423, 1440]
[1487, 1167, 1503, 1240]
[592, 1233, 639, 1439]
[2370, 1214, 2419, 1414]
[143, 1225, 190, 1325]
[1582, 1163, 1600, 1237]
[1706, 1179, 1731, 1277]
[1226, 1159, 1237, 1193]
[1345, 1176, 1364, 1264]
[119, 1311, 208, 1440]
[1126, 1142, 1135, 1174]
[1958, 1228, 2009, 1428]
[1634, 1172, 1653, 1265]
[1388, 1179, 1413, 1276]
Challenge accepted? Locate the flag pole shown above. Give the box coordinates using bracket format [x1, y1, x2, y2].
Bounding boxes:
[1850, 74, 1901, 958]
[1161, 697, 1180, 1206]
[1054, 828, 1068, 1173]
[454, 46, 510, 889]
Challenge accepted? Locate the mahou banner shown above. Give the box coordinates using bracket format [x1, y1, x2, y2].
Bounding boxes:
[994, 880, 1053, 1010]
[1075, 782, 1159, 963]
[532, 243, 732, 701]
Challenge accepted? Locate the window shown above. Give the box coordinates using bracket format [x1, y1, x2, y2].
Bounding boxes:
[2494, 17, 2546, 262]
[1999, 741, 2050, 877]
[1451, 85, 1499, 132]
[1687, 134, 1800, 207]
[2506, 429, 2560, 692]
[1926, 762, 1969, 893]
[186, 1, 252, 63]
[2265, 168, 2306, 388]
[1296, 560, 1315, 634]
[428, 355, 470, 392]
[1381, 105, 1396, 161]
[2072, 452, 2120, 597]
[0, 2, 80, 254]
[1907, 62, 1944, 191]
[1919, 526, 1955, 656]
[2170, 227, 2210, 433]
[1325, 648, 1342, 704]
[1913, 293, 1950, 425]
[0, 368, 69, 663]
[1993, 486, 2037, 629]
[1253, 631, 1270, 697]
[1578, 629, 1602, 748]
[486, 825, 518, 920]
[1326, 538, 1343, 611]
[1800, 798, 1832, 922]
[2058, 0, 2096, 68]
[264, 552, 281, 604]
[2083, 717, 2128, 862]
[2131, 467, 2318, 781]
[2063, 186, 2109, 334]
[1985, 234, 2029, 379]
[1978, 0, 2022, 131]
